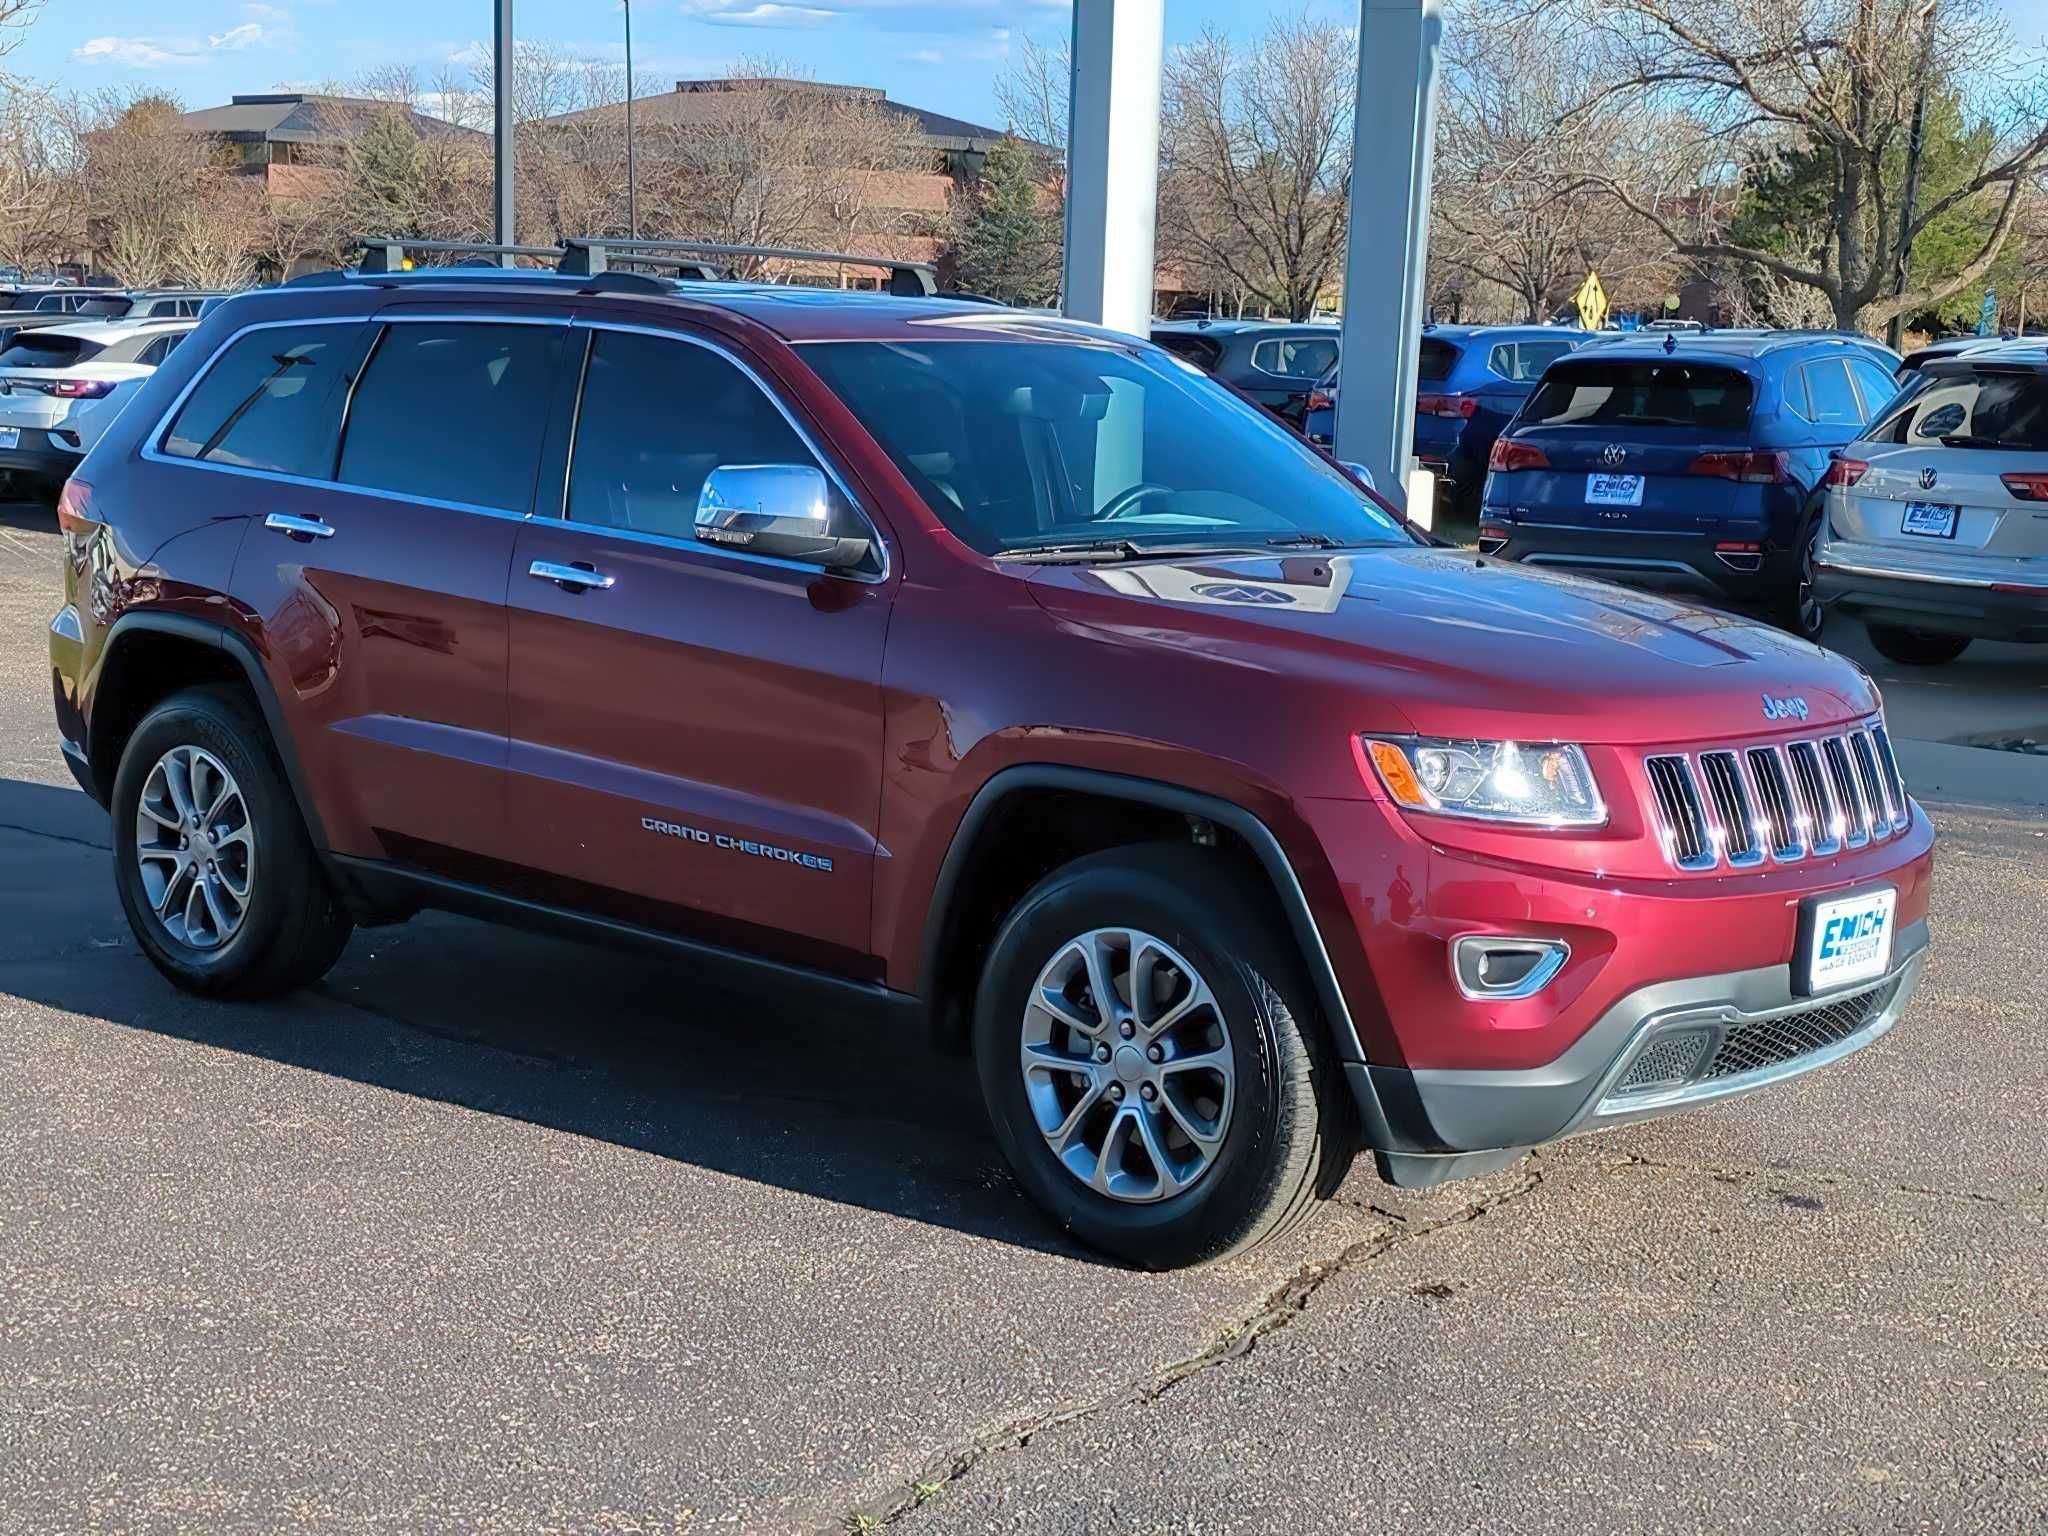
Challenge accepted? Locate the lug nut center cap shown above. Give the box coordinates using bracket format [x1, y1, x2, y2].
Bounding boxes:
[1113, 1045, 1147, 1084]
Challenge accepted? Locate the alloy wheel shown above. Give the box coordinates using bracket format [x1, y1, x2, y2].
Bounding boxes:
[1018, 927, 1234, 1202]
[133, 745, 256, 951]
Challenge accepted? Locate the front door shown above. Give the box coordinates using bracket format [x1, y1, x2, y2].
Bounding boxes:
[504, 323, 894, 977]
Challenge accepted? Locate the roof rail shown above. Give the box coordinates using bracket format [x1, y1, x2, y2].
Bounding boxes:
[558, 240, 723, 282]
[564, 238, 939, 295]
[356, 238, 567, 273]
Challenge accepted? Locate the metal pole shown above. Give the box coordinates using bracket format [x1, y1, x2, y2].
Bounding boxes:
[1333, 0, 1444, 511]
[494, 0, 516, 264]
[624, 0, 637, 240]
[1887, 0, 1938, 351]
[1061, 0, 1165, 335]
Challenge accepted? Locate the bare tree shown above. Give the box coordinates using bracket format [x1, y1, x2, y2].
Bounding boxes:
[168, 186, 258, 289]
[1547, 0, 2048, 329]
[0, 81, 85, 273]
[1159, 14, 1354, 319]
[1432, 4, 1678, 321]
[80, 91, 225, 286]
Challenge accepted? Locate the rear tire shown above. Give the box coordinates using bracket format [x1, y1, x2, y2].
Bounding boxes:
[973, 843, 1353, 1269]
[1772, 517, 1825, 642]
[111, 686, 353, 998]
[1866, 624, 1971, 667]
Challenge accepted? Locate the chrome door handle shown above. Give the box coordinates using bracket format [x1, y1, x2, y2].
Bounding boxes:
[264, 513, 334, 540]
[529, 560, 615, 591]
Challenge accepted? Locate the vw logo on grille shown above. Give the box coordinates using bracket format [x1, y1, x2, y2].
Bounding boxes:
[1601, 444, 1628, 467]
[1919, 466, 1938, 491]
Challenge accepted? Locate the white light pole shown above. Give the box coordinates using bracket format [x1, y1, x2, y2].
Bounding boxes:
[1061, 0, 1164, 335]
[1333, 0, 1444, 513]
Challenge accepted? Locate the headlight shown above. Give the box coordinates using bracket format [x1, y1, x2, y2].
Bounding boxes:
[1361, 736, 1606, 828]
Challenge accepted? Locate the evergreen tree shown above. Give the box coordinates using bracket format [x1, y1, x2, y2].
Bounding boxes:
[948, 137, 1060, 306]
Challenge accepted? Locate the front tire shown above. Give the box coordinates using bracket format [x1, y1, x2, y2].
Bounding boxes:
[1773, 517, 1825, 642]
[1867, 624, 1971, 667]
[111, 686, 353, 998]
[973, 843, 1352, 1269]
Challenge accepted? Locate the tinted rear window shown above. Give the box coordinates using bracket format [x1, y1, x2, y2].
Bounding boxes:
[1418, 338, 1460, 380]
[337, 322, 559, 511]
[1521, 361, 1754, 430]
[0, 334, 101, 368]
[76, 297, 132, 317]
[164, 323, 362, 475]
[1875, 369, 2048, 451]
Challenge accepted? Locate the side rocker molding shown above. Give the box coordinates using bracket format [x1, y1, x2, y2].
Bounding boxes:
[918, 764, 1413, 1153]
[95, 611, 331, 853]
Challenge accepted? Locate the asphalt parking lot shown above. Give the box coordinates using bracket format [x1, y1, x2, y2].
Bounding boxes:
[0, 499, 2042, 1533]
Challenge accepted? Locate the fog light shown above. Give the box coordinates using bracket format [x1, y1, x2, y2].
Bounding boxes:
[1452, 936, 1570, 1001]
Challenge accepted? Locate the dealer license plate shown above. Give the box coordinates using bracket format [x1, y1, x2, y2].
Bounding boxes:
[0, 428, 17, 450]
[1901, 501, 1957, 539]
[1802, 887, 1897, 994]
[1586, 472, 1645, 507]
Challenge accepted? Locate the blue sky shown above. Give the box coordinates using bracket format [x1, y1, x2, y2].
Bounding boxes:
[15, 1, 2048, 132]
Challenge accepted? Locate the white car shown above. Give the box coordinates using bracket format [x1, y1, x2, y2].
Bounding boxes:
[1816, 341, 2048, 664]
[0, 318, 196, 492]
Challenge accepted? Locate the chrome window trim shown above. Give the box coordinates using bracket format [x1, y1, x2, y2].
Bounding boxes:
[555, 316, 892, 586]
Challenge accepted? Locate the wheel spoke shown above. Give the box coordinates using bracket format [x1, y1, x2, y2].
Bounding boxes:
[1157, 1045, 1231, 1078]
[181, 873, 209, 938]
[214, 823, 255, 854]
[1021, 1041, 1094, 1078]
[1158, 1085, 1227, 1150]
[1032, 980, 1100, 1037]
[1046, 1079, 1108, 1154]
[1130, 1101, 1186, 1197]
[138, 798, 183, 833]
[199, 874, 234, 937]
[152, 856, 190, 916]
[163, 753, 197, 822]
[1089, 1105, 1138, 1194]
[1078, 934, 1121, 1027]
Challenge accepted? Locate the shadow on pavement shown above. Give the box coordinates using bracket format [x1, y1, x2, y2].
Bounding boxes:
[0, 774, 1082, 1261]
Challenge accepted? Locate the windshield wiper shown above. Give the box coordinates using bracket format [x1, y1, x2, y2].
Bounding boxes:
[1939, 433, 2027, 450]
[995, 536, 1353, 564]
[992, 539, 1156, 563]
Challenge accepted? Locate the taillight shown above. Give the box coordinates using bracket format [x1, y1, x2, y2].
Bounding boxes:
[2001, 472, 2048, 501]
[1687, 450, 1790, 484]
[1487, 438, 1549, 472]
[1824, 457, 1871, 488]
[55, 477, 95, 536]
[48, 378, 115, 399]
[1307, 389, 1333, 413]
[1416, 393, 1479, 419]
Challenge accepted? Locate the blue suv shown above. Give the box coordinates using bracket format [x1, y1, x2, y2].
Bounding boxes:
[1478, 332, 1902, 638]
[1304, 324, 1588, 518]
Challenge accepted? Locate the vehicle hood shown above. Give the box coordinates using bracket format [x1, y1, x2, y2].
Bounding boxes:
[1023, 546, 1879, 744]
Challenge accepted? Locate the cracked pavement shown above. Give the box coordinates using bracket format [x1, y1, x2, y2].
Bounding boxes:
[1, 503, 2043, 1533]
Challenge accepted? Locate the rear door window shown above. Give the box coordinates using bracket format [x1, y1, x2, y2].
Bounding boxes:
[1848, 358, 1900, 422]
[1800, 359, 1862, 427]
[0, 333, 101, 368]
[1252, 335, 1338, 379]
[163, 322, 364, 475]
[337, 321, 561, 512]
[1520, 361, 1754, 430]
[567, 329, 817, 540]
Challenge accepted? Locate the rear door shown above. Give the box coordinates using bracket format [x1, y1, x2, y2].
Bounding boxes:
[503, 320, 893, 974]
[1489, 356, 1759, 533]
[1836, 363, 2048, 564]
[1242, 332, 1339, 427]
[215, 311, 566, 872]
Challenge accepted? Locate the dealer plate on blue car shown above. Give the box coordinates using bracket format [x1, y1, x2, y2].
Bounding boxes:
[1800, 887, 1897, 994]
[1586, 472, 1645, 506]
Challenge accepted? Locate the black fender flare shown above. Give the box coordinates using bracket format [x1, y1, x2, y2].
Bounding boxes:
[93, 611, 329, 853]
[918, 764, 1373, 1065]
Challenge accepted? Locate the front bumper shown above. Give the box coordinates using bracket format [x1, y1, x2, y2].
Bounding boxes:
[1487, 524, 1786, 602]
[1358, 921, 1926, 1186]
[1817, 557, 2048, 644]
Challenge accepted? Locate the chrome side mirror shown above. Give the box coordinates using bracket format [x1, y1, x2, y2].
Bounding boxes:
[694, 464, 872, 570]
[1339, 460, 1376, 490]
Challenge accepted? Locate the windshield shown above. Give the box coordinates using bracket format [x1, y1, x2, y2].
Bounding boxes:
[799, 337, 1407, 556]
[1874, 369, 2048, 451]
[1521, 360, 1754, 430]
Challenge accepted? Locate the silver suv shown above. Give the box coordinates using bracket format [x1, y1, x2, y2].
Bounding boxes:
[1816, 342, 2048, 664]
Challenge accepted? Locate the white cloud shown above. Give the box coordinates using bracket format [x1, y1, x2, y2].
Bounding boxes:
[72, 36, 204, 68]
[208, 24, 266, 50]
[683, 2, 838, 26]
[903, 46, 944, 64]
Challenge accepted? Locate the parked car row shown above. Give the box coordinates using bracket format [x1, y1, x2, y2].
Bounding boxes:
[0, 315, 200, 494]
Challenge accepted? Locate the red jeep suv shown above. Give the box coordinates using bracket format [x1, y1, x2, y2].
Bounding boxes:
[49, 257, 1934, 1269]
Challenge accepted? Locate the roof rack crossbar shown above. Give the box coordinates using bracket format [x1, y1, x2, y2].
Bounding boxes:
[355, 237, 566, 274]
[566, 238, 939, 296]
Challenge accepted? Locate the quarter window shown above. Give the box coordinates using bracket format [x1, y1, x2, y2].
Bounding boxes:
[1251, 336, 1339, 378]
[338, 322, 560, 512]
[567, 329, 819, 540]
[162, 323, 361, 476]
[1800, 359, 1862, 426]
[1848, 358, 1898, 422]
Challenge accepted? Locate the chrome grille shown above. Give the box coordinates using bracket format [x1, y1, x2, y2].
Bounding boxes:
[1704, 980, 1898, 1079]
[1643, 721, 1909, 872]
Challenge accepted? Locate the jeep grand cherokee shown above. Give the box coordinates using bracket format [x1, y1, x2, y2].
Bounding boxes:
[48, 254, 1933, 1269]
